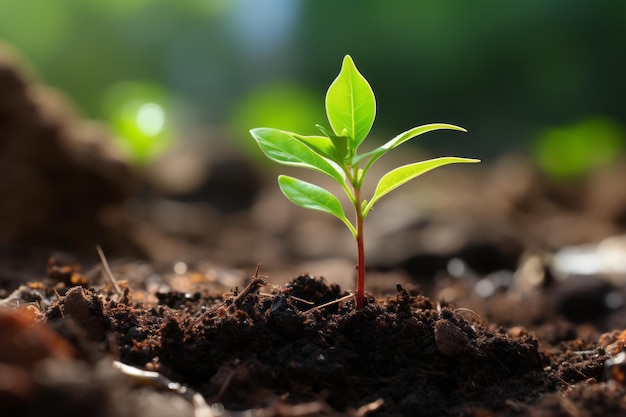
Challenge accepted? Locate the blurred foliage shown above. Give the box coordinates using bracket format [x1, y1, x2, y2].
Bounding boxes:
[229, 82, 325, 157]
[0, 0, 625, 166]
[534, 117, 624, 179]
[102, 81, 173, 165]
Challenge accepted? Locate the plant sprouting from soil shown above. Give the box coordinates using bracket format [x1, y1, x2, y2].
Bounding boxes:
[250, 55, 480, 309]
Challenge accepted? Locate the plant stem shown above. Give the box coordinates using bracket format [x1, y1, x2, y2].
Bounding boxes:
[354, 188, 366, 309]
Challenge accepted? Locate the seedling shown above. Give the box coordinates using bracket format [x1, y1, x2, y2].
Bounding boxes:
[250, 55, 480, 309]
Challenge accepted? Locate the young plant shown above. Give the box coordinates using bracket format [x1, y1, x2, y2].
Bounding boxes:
[250, 55, 480, 309]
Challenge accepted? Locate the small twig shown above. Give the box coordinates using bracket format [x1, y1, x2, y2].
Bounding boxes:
[352, 398, 384, 416]
[572, 350, 596, 355]
[306, 293, 356, 313]
[231, 263, 267, 308]
[113, 360, 164, 386]
[214, 368, 237, 402]
[258, 291, 315, 306]
[96, 245, 122, 296]
[288, 294, 315, 305]
[114, 361, 221, 417]
[191, 393, 214, 417]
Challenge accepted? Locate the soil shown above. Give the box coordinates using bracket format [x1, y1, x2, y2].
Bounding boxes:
[3, 46, 626, 417]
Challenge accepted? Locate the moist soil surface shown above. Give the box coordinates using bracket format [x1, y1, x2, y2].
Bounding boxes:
[3, 259, 626, 417]
[4, 46, 626, 417]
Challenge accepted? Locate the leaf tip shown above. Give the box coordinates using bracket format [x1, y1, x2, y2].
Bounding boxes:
[447, 124, 467, 133]
[459, 158, 481, 164]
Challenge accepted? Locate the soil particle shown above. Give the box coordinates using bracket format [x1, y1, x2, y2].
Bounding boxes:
[434, 318, 471, 357]
[0, 306, 75, 369]
[61, 286, 109, 341]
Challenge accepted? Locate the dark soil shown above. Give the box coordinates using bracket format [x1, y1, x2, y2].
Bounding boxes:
[3, 45, 626, 417]
[3, 264, 626, 417]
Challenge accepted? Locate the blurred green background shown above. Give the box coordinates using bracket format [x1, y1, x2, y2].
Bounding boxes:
[1, 0, 625, 177]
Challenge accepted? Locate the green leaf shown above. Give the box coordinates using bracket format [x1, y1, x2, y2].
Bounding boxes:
[250, 128, 345, 183]
[292, 133, 342, 163]
[364, 157, 481, 215]
[315, 124, 350, 162]
[352, 123, 467, 167]
[278, 175, 356, 236]
[326, 55, 375, 149]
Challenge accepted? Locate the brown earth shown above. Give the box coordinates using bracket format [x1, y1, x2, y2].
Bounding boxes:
[2, 46, 626, 417]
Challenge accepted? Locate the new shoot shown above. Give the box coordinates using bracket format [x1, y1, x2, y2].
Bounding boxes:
[250, 55, 480, 309]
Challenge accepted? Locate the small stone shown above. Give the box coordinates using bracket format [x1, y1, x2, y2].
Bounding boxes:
[434, 319, 469, 357]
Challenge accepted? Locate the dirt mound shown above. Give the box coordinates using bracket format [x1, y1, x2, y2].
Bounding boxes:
[0, 47, 135, 253]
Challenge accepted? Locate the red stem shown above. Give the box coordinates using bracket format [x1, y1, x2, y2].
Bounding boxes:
[356, 226, 365, 309]
[354, 190, 365, 309]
